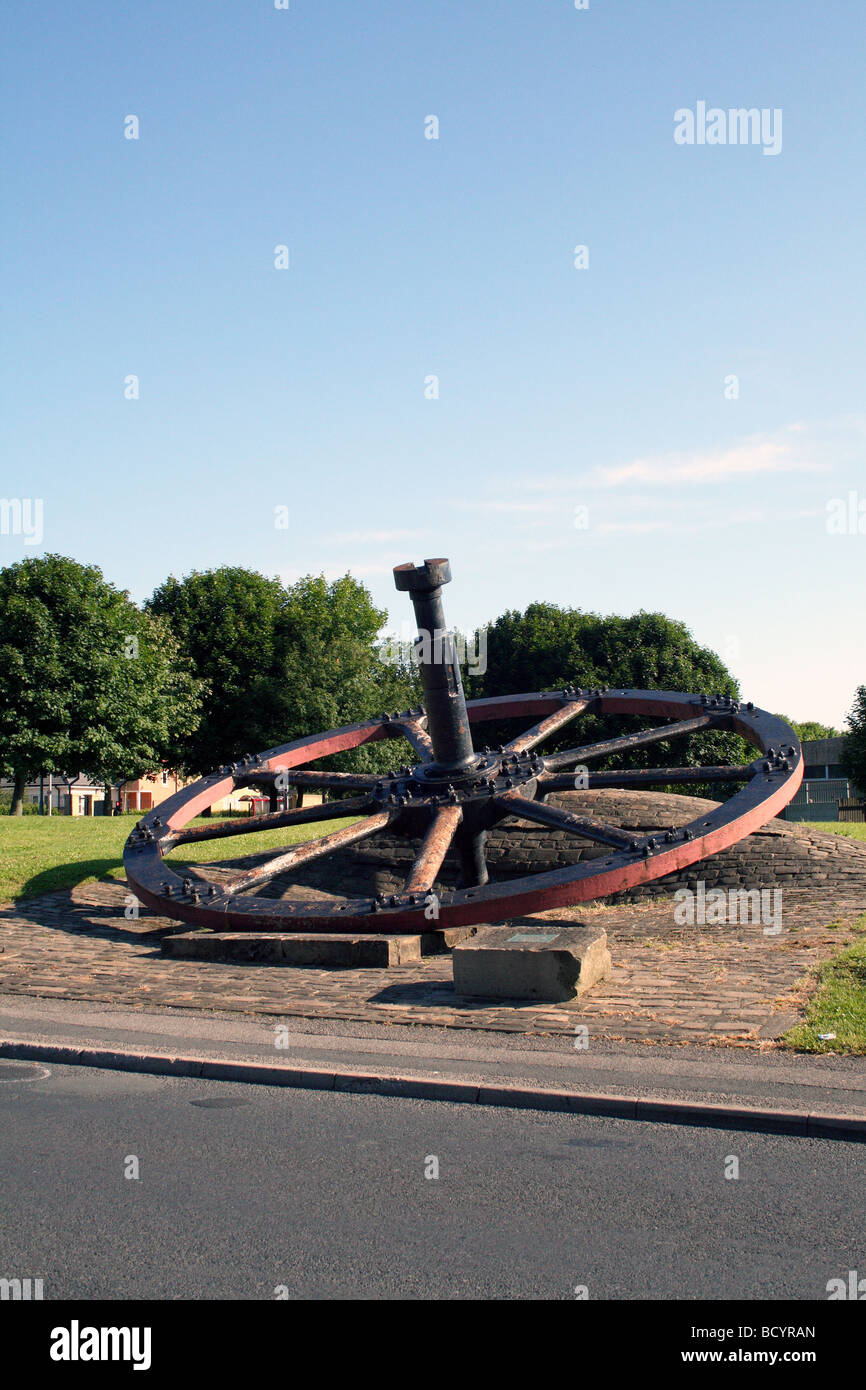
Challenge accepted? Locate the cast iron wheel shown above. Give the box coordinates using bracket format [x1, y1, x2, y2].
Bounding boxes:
[124, 561, 803, 933]
[123, 561, 806, 934]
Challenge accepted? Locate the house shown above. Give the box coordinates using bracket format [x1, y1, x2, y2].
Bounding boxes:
[118, 770, 189, 814]
[0, 773, 107, 815]
[2, 770, 321, 817]
[0, 769, 192, 815]
[782, 737, 862, 822]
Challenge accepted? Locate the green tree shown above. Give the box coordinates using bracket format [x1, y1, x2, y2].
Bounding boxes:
[841, 687, 866, 793]
[0, 555, 202, 814]
[775, 717, 841, 743]
[464, 603, 749, 791]
[147, 567, 418, 776]
[278, 574, 419, 773]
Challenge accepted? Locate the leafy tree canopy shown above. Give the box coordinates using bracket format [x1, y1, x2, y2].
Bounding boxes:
[0, 555, 202, 813]
[774, 717, 842, 743]
[464, 603, 750, 791]
[147, 567, 418, 776]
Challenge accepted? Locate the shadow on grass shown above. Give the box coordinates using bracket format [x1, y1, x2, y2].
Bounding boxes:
[16, 858, 126, 903]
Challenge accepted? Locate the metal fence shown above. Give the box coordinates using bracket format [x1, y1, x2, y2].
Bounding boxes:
[788, 778, 854, 806]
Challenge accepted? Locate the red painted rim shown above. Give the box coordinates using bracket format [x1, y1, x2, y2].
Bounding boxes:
[123, 690, 803, 933]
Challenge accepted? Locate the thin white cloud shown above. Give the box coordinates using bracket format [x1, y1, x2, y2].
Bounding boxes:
[591, 439, 819, 488]
[504, 422, 839, 496]
[451, 498, 558, 515]
[322, 563, 392, 579]
[321, 529, 425, 544]
[597, 509, 766, 534]
[277, 562, 392, 585]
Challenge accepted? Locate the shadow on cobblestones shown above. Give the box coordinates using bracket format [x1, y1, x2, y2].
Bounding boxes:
[1, 888, 173, 947]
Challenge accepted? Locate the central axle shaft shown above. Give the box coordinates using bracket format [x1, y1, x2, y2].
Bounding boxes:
[393, 558, 477, 773]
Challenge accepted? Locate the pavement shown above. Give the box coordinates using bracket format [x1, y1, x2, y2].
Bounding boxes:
[1, 1060, 863, 1300]
[2, 993, 865, 1137]
[2, 878, 866, 1137]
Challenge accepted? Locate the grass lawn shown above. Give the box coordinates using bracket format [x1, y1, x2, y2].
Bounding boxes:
[802, 821, 866, 840]
[0, 813, 357, 903]
[784, 913, 866, 1055]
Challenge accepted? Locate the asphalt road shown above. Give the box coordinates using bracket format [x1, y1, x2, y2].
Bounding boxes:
[1, 1059, 863, 1300]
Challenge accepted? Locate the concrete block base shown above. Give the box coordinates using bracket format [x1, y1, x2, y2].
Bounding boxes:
[162, 927, 475, 969]
[452, 922, 611, 1003]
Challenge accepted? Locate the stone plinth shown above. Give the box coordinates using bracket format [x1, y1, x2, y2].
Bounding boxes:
[452, 922, 610, 1003]
[162, 927, 474, 969]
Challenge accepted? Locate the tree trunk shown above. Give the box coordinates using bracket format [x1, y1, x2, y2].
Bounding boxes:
[11, 771, 26, 816]
[104, 782, 113, 816]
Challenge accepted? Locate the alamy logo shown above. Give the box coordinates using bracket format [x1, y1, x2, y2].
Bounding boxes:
[0, 1277, 43, 1300]
[826, 1270, 866, 1300]
[674, 102, 782, 156]
[0, 498, 43, 545]
[379, 625, 487, 676]
[50, 1321, 152, 1371]
[674, 881, 782, 933]
[826, 491, 866, 535]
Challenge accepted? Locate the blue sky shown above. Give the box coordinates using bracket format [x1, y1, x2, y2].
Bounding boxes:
[2, 0, 863, 727]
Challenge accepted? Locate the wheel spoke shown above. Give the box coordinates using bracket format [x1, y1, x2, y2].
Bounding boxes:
[392, 717, 435, 762]
[494, 789, 637, 851]
[403, 805, 463, 895]
[253, 768, 379, 792]
[221, 811, 397, 896]
[166, 795, 373, 848]
[543, 714, 719, 771]
[538, 764, 752, 792]
[504, 698, 588, 755]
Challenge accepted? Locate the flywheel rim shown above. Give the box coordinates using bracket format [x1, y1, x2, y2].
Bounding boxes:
[123, 688, 803, 934]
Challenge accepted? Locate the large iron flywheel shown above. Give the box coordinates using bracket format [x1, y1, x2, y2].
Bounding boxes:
[124, 558, 803, 933]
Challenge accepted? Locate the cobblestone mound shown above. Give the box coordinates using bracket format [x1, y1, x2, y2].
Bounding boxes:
[272, 790, 866, 905]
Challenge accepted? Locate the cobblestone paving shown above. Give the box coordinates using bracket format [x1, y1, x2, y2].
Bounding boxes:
[1, 880, 864, 1044]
